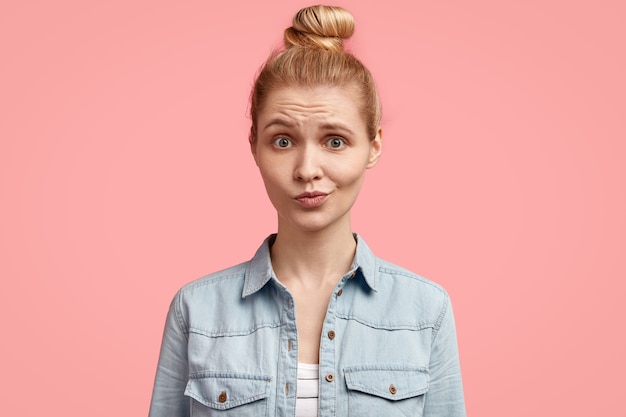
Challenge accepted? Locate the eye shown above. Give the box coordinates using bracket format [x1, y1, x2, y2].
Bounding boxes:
[326, 137, 346, 149]
[273, 137, 292, 148]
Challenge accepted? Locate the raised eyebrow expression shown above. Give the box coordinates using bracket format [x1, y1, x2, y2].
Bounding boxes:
[262, 118, 356, 138]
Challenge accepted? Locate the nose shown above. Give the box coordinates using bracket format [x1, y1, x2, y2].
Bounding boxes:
[293, 145, 323, 182]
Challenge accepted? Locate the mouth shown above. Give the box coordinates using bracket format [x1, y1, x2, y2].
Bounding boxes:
[294, 191, 329, 208]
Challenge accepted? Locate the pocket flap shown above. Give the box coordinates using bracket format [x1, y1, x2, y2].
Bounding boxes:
[184, 372, 271, 410]
[344, 365, 429, 401]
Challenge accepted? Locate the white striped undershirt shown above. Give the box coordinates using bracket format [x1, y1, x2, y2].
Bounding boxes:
[295, 363, 319, 417]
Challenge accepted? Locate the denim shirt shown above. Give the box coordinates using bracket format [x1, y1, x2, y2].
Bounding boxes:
[149, 235, 466, 417]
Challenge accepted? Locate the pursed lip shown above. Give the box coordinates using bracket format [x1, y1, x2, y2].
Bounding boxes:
[294, 191, 329, 208]
[295, 191, 328, 199]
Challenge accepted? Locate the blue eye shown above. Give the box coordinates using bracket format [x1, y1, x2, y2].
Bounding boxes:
[327, 137, 345, 149]
[274, 137, 292, 148]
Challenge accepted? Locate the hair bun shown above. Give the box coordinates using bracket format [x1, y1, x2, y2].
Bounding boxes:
[284, 5, 355, 52]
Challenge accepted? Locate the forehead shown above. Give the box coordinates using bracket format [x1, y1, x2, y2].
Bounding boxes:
[258, 85, 366, 130]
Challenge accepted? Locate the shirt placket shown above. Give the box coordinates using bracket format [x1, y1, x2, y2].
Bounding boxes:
[318, 268, 356, 417]
[276, 285, 299, 417]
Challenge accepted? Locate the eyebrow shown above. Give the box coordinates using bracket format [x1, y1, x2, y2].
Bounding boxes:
[261, 119, 356, 136]
[262, 119, 294, 131]
[319, 122, 355, 135]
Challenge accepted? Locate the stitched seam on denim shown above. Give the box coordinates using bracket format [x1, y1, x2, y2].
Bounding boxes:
[369, 256, 379, 289]
[344, 364, 428, 372]
[196, 395, 268, 409]
[189, 371, 272, 380]
[206, 394, 268, 409]
[245, 277, 271, 296]
[344, 367, 428, 399]
[377, 267, 446, 293]
[188, 321, 281, 337]
[345, 382, 427, 399]
[186, 373, 271, 409]
[335, 314, 435, 331]
[174, 289, 189, 339]
[431, 290, 449, 346]
[179, 273, 246, 295]
[186, 392, 269, 409]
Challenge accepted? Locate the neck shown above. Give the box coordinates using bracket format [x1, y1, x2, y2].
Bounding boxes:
[270, 220, 356, 288]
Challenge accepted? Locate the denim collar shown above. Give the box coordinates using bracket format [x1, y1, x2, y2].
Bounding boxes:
[242, 233, 378, 297]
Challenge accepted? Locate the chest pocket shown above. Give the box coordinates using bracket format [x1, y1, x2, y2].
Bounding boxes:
[184, 373, 271, 416]
[344, 365, 429, 417]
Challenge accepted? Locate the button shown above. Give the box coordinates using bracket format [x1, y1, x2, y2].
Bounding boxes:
[350, 272, 356, 279]
[389, 384, 397, 395]
[218, 391, 227, 403]
[285, 383, 290, 396]
[337, 289, 343, 296]
[328, 330, 335, 340]
[325, 373, 334, 382]
[287, 340, 292, 351]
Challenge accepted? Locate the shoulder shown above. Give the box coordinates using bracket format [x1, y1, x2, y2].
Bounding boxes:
[171, 261, 250, 312]
[376, 257, 447, 296]
[352, 234, 452, 327]
[374, 257, 451, 326]
[355, 234, 446, 300]
[179, 262, 249, 294]
[168, 236, 278, 326]
[169, 259, 282, 333]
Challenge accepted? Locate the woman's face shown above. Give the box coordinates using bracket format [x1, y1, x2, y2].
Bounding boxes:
[252, 85, 382, 234]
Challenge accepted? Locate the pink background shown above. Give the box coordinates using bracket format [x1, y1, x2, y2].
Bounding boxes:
[1, 0, 625, 415]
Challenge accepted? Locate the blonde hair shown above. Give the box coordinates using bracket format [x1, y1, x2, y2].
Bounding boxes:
[249, 5, 381, 142]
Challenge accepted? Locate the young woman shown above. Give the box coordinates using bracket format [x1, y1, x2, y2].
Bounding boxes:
[149, 5, 465, 417]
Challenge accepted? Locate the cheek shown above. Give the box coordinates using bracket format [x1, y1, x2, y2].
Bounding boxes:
[330, 158, 369, 187]
[258, 163, 289, 195]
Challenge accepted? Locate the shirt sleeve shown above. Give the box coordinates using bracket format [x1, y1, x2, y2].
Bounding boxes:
[149, 292, 190, 417]
[422, 293, 466, 416]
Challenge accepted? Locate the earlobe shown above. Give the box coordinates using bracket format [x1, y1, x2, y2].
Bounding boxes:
[366, 128, 383, 169]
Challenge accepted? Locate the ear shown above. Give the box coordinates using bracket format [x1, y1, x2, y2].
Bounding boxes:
[366, 128, 382, 169]
[249, 134, 259, 167]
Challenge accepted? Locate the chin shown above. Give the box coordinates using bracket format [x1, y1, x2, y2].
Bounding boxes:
[282, 211, 350, 234]
[284, 218, 330, 233]
[295, 223, 333, 233]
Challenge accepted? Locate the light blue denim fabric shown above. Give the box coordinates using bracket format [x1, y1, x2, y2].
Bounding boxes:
[149, 234, 466, 417]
